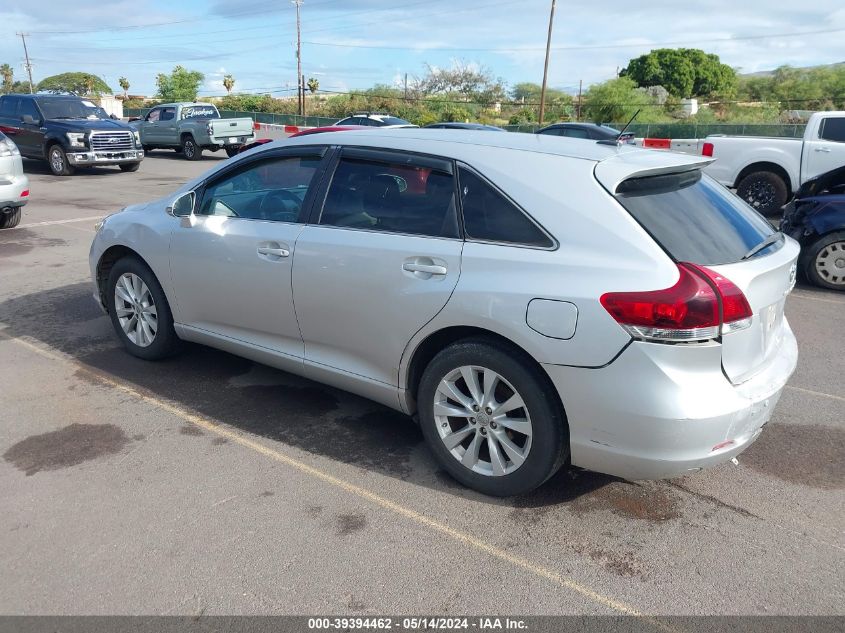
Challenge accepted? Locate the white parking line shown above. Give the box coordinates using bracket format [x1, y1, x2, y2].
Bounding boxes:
[789, 292, 845, 306]
[15, 215, 104, 229]
[786, 385, 845, 403]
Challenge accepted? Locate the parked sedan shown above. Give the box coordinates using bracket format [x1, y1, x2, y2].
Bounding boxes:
[0, 131, 29, 229]
[537, 122, 635, 144]
[424, 122, 505, 131]
[781, 165, 845, 290]
[90, 129, 798, 495]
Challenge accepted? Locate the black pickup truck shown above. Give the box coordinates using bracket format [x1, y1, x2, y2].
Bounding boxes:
[0, 94, 144, 176]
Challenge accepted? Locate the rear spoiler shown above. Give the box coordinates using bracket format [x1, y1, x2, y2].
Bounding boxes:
[594, 151, 714, 194]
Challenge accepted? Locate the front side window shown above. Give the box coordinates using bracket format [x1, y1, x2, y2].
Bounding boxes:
[160, 107, 176, 121]
[819, 118, 845, 143]
[146, 109, 161, 122]
[18, 99, 40, 121]
[198, 155, 322, 222]
[458, 166, 553, 248]
[562, 127, 590, 139]
[320, 156, 459, 238]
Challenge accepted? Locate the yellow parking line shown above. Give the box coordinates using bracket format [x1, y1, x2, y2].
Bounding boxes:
[786, 384, 845, 403]
[0, 331, 671, 625]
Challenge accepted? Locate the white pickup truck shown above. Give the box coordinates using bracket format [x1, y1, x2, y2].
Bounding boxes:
[700, 111, 845, 214]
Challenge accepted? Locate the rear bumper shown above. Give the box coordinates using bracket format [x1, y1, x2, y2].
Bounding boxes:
[209, 133, 254, 147]
[68, 150, 144, 166]
[0, 173, 29, 208]
[543, 320, 798, 480]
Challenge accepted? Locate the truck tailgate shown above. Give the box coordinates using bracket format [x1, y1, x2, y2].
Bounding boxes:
[209, 118, 254, 141]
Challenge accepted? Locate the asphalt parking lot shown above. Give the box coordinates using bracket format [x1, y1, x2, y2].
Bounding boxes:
[0, 149, 843, 617]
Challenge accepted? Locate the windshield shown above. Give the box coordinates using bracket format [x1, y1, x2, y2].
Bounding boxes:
[380, 117, 412, 126]
[181, 105, 219, 120]
[36, 98, 109, 120]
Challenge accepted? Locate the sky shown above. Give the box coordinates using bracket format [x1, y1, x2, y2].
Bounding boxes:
[1, 0, 844, 98]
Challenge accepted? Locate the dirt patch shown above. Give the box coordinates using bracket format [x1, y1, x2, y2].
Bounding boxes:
[742, 422, 844, 490]
[179, 425, 204, 436]
[259, 490, 274, 497]
[306, 505, 323, 517]
[3, 424, 129, 476]
[574, 545, 646, 579]
[570, 481, 681, 522]
[336, 511, 367, 536]
[0, 230, 67, 258]
[211, 437, 228, 445]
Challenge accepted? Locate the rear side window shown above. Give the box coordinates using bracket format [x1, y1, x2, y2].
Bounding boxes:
[320, 156, 459, 238]
[616, 171, 778, 265]
[562, 127, 590, 139]
[0, 97, 19, 117]
[458, 167, 553, 248]
[819, 118, 845, 143]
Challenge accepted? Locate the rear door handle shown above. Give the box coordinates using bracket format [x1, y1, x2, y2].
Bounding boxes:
[403, 263, 447, 275]
[257, 246, 290, 258]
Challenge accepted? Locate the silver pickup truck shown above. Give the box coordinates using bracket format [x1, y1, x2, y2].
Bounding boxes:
[130, 103, 254, 160]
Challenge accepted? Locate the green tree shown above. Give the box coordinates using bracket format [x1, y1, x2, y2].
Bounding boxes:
[222, 74, 235, 95]
[11, 80, 33, 94]
[118, 76, 130, 98]
[307, 77, 319, 94]
[582, 77, 657, 123]
[622, 49, 736, 98]
[37, 72, 111, 95]
[0, 64, 13, 94]
[155, 66, 204, 102]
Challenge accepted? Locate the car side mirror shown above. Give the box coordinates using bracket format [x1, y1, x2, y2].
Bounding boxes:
[167, 191, 196, 217]
[110, 114, 118, 120]
[22, 114, 40, 125]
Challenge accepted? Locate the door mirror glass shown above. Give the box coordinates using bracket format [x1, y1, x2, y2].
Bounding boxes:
[169, 191, 195, 217]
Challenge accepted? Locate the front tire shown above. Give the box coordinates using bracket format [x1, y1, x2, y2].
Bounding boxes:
[418, 339, 568, 496]
[48, 145, 75, 176]
[736, 171, 788, 216]
[803, 231, 845, 291]
[106, 257, 181, 360]
[181, 137, 202, 161]
[119, 162, 141, 172]
[0, 208, 21, 229]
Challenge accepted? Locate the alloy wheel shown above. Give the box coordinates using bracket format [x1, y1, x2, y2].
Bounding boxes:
[433, 365, 533, 476]
[50, 148, 65, 174]
[114, 273, 158, 347]
[745, 181, 776, 209]
[815, 240, 845, 287]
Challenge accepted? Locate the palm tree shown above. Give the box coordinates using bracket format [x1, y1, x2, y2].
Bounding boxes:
[307, 77, 319, 95]
[119, 76, 130, 99]
[223, 74, 235, 95]
[84, 75, 95, 96]
[0, 64, 13, 94]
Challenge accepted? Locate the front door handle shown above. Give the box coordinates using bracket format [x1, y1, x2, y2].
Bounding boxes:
[814, 147, 831, 153]
[403, 262, 447, 275]
[257, 246, 290, 258]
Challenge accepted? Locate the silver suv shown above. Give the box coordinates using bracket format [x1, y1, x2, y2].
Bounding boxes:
[89, 130, 798, 495]
[0, 131, 28, 229]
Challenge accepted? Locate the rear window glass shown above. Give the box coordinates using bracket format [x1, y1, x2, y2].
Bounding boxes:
[616, 171, 778, 265]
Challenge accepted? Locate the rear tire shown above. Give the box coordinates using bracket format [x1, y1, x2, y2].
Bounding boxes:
[106, 257, 181, 360]
[417, 338, 568, 496]
[47, 145, 75, 176]
[119, 162, 141, 172]
[736, 171, 788, 216]
[181, 136, 202, 161]
[225, 146, 240, 158]
[0, 208, 21, 229]
[802, 231, 845, 291]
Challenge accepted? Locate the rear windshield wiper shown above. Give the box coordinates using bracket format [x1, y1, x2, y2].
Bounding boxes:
[742, 231, 783, 261]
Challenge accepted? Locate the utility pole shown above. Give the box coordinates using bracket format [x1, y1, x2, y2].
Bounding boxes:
[404, 73, 408, 100]
[537, 0, 556, 126]
[17, 33, 34, 93]
[576, 79, 582, 121]
[292, 0, 303, 116]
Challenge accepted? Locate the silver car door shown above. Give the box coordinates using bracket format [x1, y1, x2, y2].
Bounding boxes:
[292, 147, 462, 387]
[169, 148, 328, 358]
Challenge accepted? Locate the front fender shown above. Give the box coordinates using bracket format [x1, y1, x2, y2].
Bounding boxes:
[807, 203, 845, 235]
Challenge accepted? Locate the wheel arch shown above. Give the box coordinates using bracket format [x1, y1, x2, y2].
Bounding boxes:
[403, 325, 568, 426]
[96, 245, 153, 313]
[734, 161, 792, 193]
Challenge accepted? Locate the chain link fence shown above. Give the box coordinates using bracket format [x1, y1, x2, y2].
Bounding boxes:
[124, 108, 337, 128]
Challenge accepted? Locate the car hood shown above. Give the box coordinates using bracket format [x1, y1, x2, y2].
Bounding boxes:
[46, 118, 133, 132]
[796, 164, 845, 198]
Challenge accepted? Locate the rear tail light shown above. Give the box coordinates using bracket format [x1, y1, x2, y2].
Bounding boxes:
[21, 189, 29, 197]
[600, 263, 753, 343]
[702, 142, 714, 157]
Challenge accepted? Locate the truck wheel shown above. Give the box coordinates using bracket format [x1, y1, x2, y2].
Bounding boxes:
[736, 171, 788, 216]
[48, 145, 76, 176]
[0, 208, 21, 229]
[225, 147, 239, 158]
[181, 137, 202, 161]
[119, 162, 141, 172]
[802, 231, 845, 291]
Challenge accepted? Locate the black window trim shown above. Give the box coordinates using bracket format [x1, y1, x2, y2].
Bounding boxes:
[309, 144, 463, 241]
[455, 161, 558, 251]
[192, 144, 331, 224]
